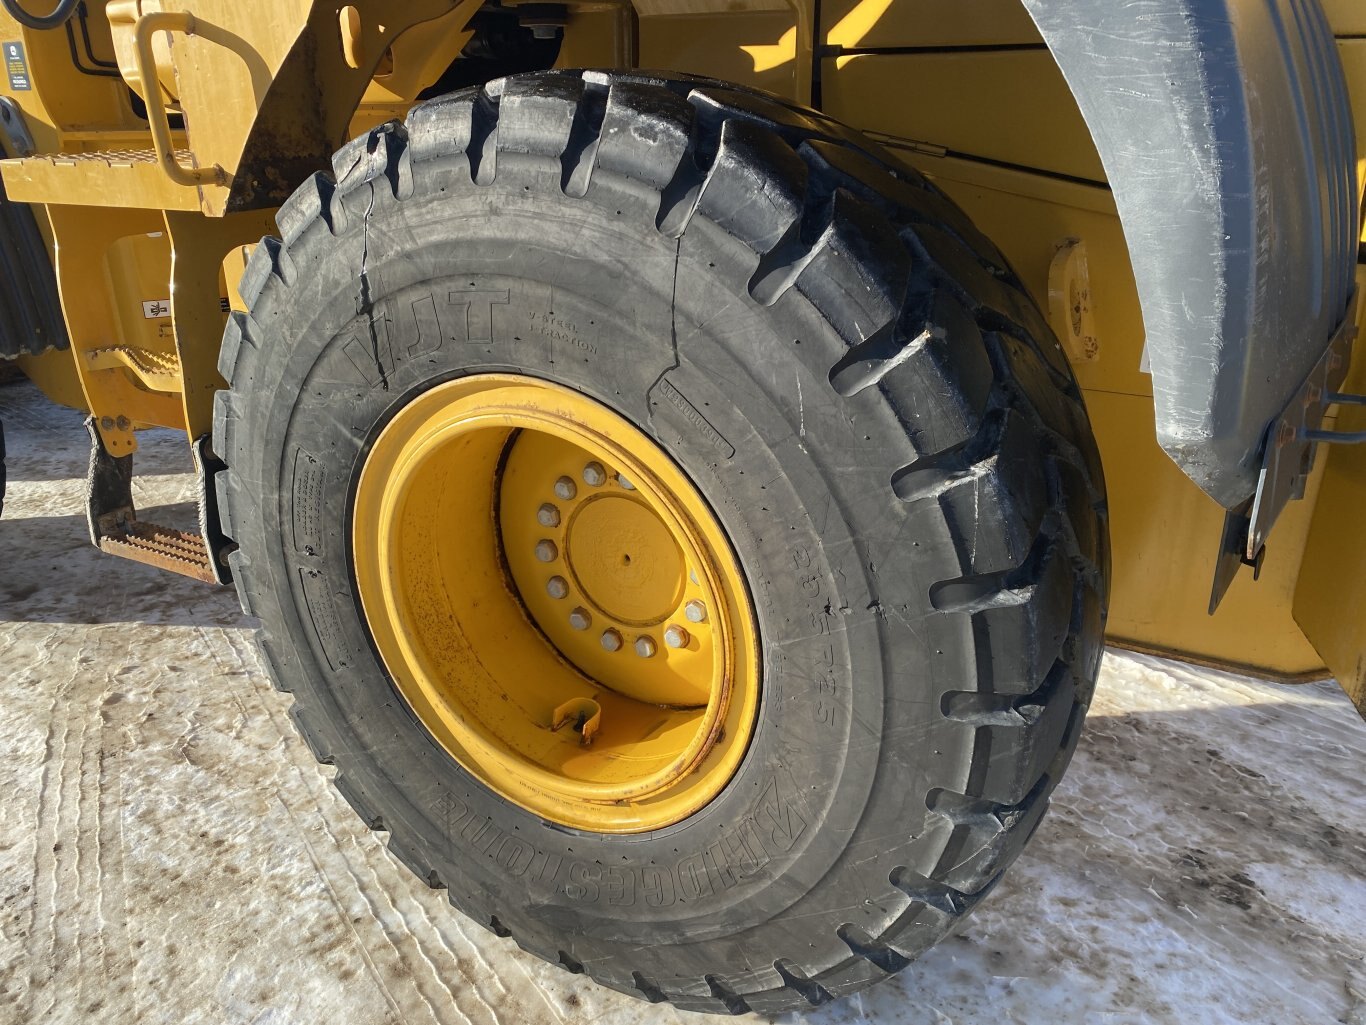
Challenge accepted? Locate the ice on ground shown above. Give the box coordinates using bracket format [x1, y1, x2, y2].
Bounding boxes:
[1, 380, 1363, 1025]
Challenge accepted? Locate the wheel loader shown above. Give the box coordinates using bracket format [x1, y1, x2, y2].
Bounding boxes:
[0, 0, 1362, 1013]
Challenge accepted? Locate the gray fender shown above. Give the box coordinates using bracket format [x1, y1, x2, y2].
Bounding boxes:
[1021, 0, 1359, 509]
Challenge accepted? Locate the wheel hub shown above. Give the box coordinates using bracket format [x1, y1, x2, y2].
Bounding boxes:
[350, 374, 759, 833]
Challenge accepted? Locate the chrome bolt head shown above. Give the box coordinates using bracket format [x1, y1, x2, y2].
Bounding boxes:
[537, 503, 561, 528]
[535, 539, 558, 563]
[600, 629, 623, 652]
[583, 461, 607, 487]
[634, 635, 657, 658]
[664, 625, 689, 649]
[684, 600, 707, 624]
[617, 474, 635, 490]
[569, 607, 592, 631]
[554, 476, 577, 501]
[546, 576, 569, 600]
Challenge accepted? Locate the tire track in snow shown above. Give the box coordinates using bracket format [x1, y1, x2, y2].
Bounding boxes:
[215, 628, 528, 1025]
[24, 628, 138, 1023]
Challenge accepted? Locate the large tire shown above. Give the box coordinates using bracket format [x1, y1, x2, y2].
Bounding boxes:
[214, 71, 1109, 1013]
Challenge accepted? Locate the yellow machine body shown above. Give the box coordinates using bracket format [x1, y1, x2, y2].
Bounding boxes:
[2, 0, 1365, 713]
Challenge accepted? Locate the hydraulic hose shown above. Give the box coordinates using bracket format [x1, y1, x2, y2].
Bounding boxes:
[3, 0, 80, 31]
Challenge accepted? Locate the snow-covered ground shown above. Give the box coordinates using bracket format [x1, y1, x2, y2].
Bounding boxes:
[1, 378, 1363, 1025]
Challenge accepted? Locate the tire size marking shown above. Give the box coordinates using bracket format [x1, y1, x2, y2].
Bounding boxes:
[298, 568, 352, 671]
[656, 379, 734, 458]
[434, 776, 807, 907]
[290, 448, 326, 556]
[794, 548, 840, 728]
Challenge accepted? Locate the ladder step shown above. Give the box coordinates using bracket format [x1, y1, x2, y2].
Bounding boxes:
[87, 345, 182, 393]
[99, 521, 217, 583]
[3, 148, 202, 211]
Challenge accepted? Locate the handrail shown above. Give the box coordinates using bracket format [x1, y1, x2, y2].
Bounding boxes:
[132, 10, 225, 188]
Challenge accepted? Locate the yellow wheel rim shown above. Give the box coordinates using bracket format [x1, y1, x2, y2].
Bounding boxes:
[351, 375, 760, 833]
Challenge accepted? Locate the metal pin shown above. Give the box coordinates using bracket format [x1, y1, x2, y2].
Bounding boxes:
[547, 576, 569, 599]
[634, 635, 656, 658]
[616, 474, 635, 490]
[664, 625, 689, 649]
[554, 476, 577, 501]
[684, 600, 707, 624]
[569, 607, 592, 631]
[601, 629, 623, 652]
[583, 461, 607, 487]
[535, 540, 559, 563]
[537, 503, 561, 528]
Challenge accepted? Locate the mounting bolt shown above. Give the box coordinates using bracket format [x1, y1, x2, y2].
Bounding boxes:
[583, 461, 607, 487]
[617, 474, 635, 490]
[664, 624, 689, 649]
[535, 539, 559, 563]
[537, 503, 561, 528]
[601, 629, 623, 652]
[684, 600, 707, 624]
[554, 476, 577, 501]
[569, 607, 592, 631]
[115, 416, 131, 431]
[99, 416, 115, 430]
[634, 635, 656, 658]
[547, 576, 569, 599]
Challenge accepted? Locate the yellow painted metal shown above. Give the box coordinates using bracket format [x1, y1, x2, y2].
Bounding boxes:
[1048, 240, 1099, 365]
[821, 50, 1106, 183]
[47, 204, 186, 453]
[163, 208, 277, 438]
[819, 0, 1041, 49]
[128, 10, 226, 187]
[352, 375, 760, 832]
[1, 148, 203, 211]
[14, 349, 87, 411]
[1295, 267, 1366, 715]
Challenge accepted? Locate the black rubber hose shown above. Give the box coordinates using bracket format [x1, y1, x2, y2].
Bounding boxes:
[3, 0, 80, 31]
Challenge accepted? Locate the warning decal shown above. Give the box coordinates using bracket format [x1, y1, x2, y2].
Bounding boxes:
[4, 41, 30, 92]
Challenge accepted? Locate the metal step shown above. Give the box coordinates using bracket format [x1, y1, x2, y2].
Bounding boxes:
[2, 148, 202, 211]
[84, 417, 230, 585]
[98, 521, 217, 583]
[87, 344, 182, 393]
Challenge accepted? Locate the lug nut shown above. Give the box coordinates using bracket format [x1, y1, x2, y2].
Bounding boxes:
[537, 503, 561, 527]
[634, 635, 657, 658]
[617, 474, 635, 490]
[569, 607, 592, 631]
[684, 600, 707, 624]
[535, 539, 559, 563]
[547, 576, 569, 599]
[601, 629, 623, 652]
[583, 461, 607, 487]
[664, 625, 689, 649]
[554, 476, 577, 501]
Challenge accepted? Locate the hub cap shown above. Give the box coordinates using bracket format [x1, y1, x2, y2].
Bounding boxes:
[351, 375, 759, 833]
